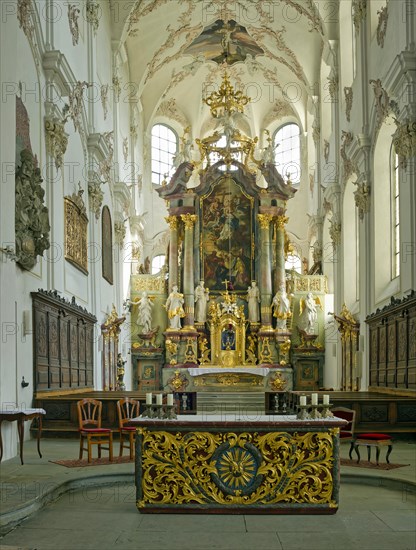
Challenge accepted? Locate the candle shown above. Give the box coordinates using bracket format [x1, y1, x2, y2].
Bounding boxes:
[311, 393, 318, 405]
[300, 395, 307, 406]
[167, 393, 173, 406]
[323, 394, 329, 405]
[146, 393, 152, 405]
[156, 394, 163, 406]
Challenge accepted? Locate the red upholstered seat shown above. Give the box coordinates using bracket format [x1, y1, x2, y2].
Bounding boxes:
[357, 433, 391, 440]
[117, 398, 140, 459]
[332, 407, 356, 459]
[77, 399, 113, 463]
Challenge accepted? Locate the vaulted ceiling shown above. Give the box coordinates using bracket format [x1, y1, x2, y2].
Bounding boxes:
[111, 0, 338, 136]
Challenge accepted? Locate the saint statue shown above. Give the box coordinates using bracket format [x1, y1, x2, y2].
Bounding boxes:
[136, 291, 154, 334]
[164, 285, 185, 330]
[194, 280, 210, 323]
[298, 292, 321, 334]
[246, 281, 261, 323]
[272, 286, 292, 329]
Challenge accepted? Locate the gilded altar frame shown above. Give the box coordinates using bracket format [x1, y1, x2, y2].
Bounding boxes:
[209, 311, 246, 368]
[64, 194, 88, 274]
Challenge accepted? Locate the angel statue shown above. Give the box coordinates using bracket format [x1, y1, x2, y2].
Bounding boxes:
[164, 285, 185, 330]
[298, 292, 322, 334]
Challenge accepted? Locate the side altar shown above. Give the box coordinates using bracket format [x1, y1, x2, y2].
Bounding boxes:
[133, 414, 346, 514]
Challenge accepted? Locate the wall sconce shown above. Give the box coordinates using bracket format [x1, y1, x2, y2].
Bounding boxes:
[21, 376, 29, 388]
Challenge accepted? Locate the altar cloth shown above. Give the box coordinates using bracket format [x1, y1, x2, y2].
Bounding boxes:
[188, 367, 270, 377]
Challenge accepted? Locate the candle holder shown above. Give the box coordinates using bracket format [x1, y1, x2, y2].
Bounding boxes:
[309, 404, 321, 419]
[296, 405, 309, 420]
[152, 404, 163, 419]
[166, 404, 177, 420]
[321, 404, 333, 418]
[141, 404, 154, 418]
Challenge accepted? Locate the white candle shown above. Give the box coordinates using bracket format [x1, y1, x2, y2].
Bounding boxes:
[156, 394, 163, 405]
[311, 393, 318, 405]
[300, 395, 307, 406]
[167, 393, 173, 406]
[323, 394, 329, 405]
[146, 393, 152, 405]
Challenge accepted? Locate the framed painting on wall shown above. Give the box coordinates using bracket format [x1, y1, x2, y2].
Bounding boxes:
[102, 205, 113, 284]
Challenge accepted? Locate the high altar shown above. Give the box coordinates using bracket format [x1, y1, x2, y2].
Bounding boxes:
[129, 74, 327, 400]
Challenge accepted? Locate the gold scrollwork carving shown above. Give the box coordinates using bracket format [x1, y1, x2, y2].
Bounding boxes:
[132, 275, 166, 292]
[64, 188, 88, 274]
[138, 430, 336, 507]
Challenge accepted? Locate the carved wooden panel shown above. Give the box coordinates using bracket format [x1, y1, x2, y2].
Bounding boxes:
[32, 290, 96, 393]
[366, 291, 416, 391]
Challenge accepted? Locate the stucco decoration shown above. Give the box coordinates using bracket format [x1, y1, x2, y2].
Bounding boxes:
[15, 149, 50, 270]
[68, 4, 80, 46]
[353, 181, 371, 220]
[352, 0, 367, 33]
[114, 221, 126, 245]
[376, 5, 388, 48]
[340, 130, 355, 182]
[393, 119, 416, 169]
[45, 118, 68, 170]
[64, 81, 91, 134]
[101, 84, 109, 120]
[369, 78, 390, 129]
[157, 99, 189, 128]
[263, 100, 293, 127]
[323, 140, 330, 164]
[329, 215, 341, 250]
[344, 87, 353, 122]
[88, 179, 104, 220]
[86, 0, 100, 34]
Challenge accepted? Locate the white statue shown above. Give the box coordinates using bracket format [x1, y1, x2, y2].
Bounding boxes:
[272, 286, 291, 329]
[298, 292, 321, 334]
[164, 285, 185, 330]
[194, 280, 210, 323]
[136, 291, 153, 334]
[247, 281, 261, 323]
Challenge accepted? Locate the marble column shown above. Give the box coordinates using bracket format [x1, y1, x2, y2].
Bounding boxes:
[258, 214, 273, 327]
[181, 214, 197, 329]
[165, 215, 179, 292]
[275, 214, 288, 292]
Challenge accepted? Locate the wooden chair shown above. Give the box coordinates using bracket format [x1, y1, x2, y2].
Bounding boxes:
[332, 406, 356, 459]
[117, 397, 140, 459]
[77, 399, 113, 463]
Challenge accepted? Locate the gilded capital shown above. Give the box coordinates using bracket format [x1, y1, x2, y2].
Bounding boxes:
[276, 215, 289, 229]
[165, 215, 178, 230]
[257, 213, 273, 229]
[181, 213, 197, 229]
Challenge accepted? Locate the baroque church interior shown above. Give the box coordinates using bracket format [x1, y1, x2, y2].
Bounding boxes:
[0, 0, 415, 517]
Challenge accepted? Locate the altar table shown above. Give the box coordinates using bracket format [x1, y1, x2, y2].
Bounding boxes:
[132, 414, 347, 514]
[0, 408, 46, 465]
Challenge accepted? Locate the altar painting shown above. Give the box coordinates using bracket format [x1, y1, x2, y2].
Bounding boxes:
[201, 177, 252, 292]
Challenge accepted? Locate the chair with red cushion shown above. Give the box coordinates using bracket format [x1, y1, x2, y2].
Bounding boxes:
[77, 399, 113, 463]
[117, 397, 140, 459]
[354, 433, 393, 464]
[332, 407, 356, 459]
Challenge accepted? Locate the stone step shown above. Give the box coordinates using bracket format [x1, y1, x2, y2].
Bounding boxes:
[196, 392, 266, 416]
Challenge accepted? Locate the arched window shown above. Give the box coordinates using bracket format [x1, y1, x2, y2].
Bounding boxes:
[151, 254, 166, 275]
[391, 147, 400, 279]
[285, 254, 302, 273]
[273, 123, 301, 184]
[151, 124, 178, 185]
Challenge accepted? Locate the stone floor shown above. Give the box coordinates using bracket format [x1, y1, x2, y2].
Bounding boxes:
[0, 437, 415, 550]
